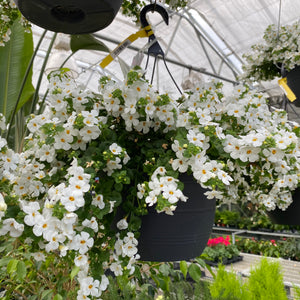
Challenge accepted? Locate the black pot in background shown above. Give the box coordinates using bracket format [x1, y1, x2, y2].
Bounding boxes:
[267, 188, 300, 226]
[286, 66, 300, 107]
[138, 174, 216, 262]
[14, 0, 123, 34]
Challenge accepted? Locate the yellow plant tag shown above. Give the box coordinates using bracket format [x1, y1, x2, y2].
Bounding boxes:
[278, 77, 297, 102]
[100, 25, 153, 69]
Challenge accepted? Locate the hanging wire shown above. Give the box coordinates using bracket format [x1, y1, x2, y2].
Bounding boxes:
[277, 0, 283, 38]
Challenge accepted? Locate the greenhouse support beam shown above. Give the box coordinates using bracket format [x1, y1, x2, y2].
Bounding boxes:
[94, 33, 238, 84]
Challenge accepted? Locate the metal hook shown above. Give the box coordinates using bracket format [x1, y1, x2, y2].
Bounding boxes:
[140, 4, 169, 57]
[140, 4, 182, 94]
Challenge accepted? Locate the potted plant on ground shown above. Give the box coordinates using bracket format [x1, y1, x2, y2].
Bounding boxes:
[203, 236, 242, 266]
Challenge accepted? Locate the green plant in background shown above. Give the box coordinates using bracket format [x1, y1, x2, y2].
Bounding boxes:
[247, 258, 288, 300]
[209, 264, 250, 300]
[203, 236, 240, 265]
[235, 237, 300, 261]
[210, 258, 288, 300]
[294, 285, 300, 300]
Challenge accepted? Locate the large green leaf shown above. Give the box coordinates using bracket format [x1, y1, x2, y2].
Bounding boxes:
[0, 18, 35, 122]
[70, 34, 110, 53]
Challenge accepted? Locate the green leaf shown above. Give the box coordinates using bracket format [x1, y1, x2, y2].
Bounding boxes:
[0, 256, 13, 267]
[180, 261, 188, 279]
[70, 34, 110, 53]
[159, 263, 171, 277]
[16, 260, 26, 281]
[7, 259, 18, 275]
[0, 18, 34, 121]
[53, 294, 63, 300]
[70, 266, 80, 282]
[188, 263, 203, 282]
[41, 289, 54, 300]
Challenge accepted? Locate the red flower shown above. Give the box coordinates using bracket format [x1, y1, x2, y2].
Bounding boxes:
[207, 235, 231, 247]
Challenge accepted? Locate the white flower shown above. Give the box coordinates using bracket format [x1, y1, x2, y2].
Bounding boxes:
[45, 232, 66, 252]
[82, 110, 98, 126]
[152, 166, 167, 177]
[80, 276, 100, 297]
[123, 232, 138, 246]
[158, 205, 177, 215]
[32, 252, 46, 262]
[162, 184, 183, 204]
[192, 162, 214, 183]
[217, 170, 233, 185]
[137, 183, 146, 199]
[123, 112, 139, 130]
[204, 190, 223, 199]
[1, 149, 19, 171]
[91, 194, 105, 209]
[82, 217, 98, 232]
[21, 201, 43, 226]
[104, 157, 122, 175]
[69, 174, 90, 193]
[0, 218, 24, 237]
[110, 262, 123, 276]
[109, 143, 122, 155]
[74, 232, 94, 254]
[0, 194, 7, 213]
[171, 157, 189, 173]
[262, 148, 285, 163]
[48, 183, 66, 205]
[60, 187, 85, 212]
[187, 129, 206, 147]
[122, 241, 138, 257]
[116, 218, 128, 230]
[145, 191, 158, 206]
[75, 254, 89, 267]
[79, 125, 101, 142]
[238, 147, 260, 162]
[54, 132, 73, 150]
[32, 215, 59, 240]
[77, 290, 90, 300]
[261, 195, 276, 210]
[99, 274, 109, 291]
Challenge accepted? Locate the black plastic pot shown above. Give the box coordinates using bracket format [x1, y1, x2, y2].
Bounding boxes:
[14, 0, 122, 34]
[205, 255, 243, 267]
[138, 174, 216, 262]
[286, 66, 300, 107]
[267, 188, 300, 226]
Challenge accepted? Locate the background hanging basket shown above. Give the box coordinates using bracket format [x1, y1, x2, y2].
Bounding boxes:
[287, 66, 300, 107]
[14, 0, 123, 34]
[267, 188, 300, 226]
[138, 174, 216, 262]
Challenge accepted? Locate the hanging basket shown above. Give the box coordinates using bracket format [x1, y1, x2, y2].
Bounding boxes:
[14, 0, 123, 34]
[286, 66, 300, 107]
[138, 174, 216, 262]
[267, 188, 300, 226]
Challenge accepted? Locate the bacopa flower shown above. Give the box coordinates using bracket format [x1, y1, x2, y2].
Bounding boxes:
[0, 218, 24, 237]
[241, 21, 300, 81]
[74, 232, 94, 254]
[1, 67, 300, 296]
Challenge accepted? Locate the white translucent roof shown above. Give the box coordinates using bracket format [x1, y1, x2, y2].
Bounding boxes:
[32, 0, 300, 100]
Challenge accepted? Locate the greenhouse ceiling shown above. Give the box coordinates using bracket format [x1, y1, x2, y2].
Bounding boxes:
[32, 0, 300, 99]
